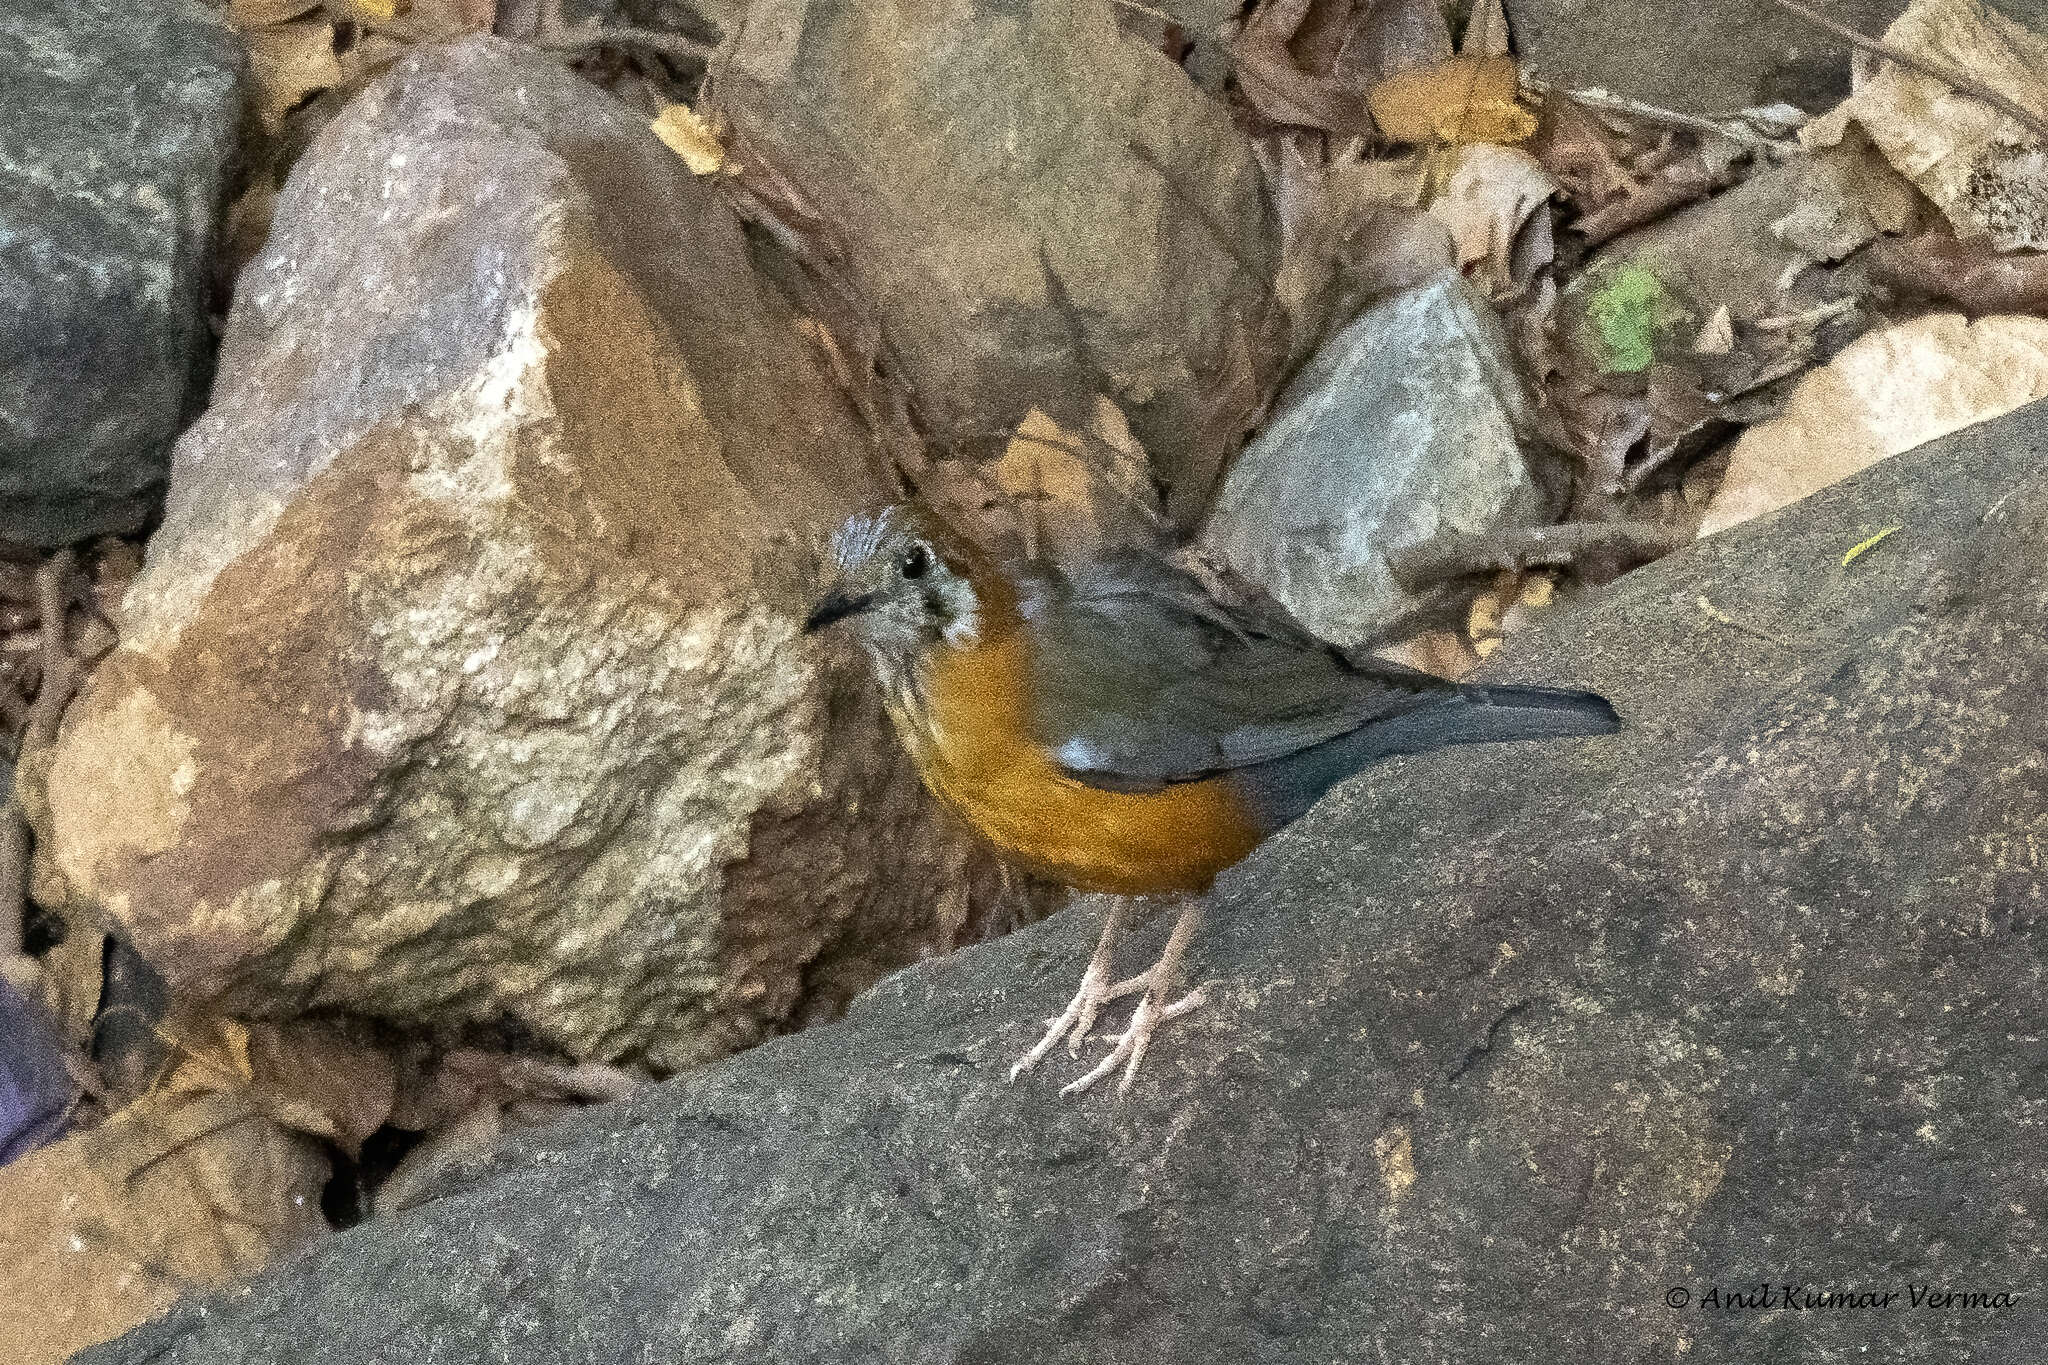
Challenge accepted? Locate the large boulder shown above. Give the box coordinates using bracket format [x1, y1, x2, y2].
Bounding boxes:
[707, 0, 1285, 527]
[30, 40, 1032, 1074]
[78, 409, 2048, 1356]
[0, 0, 243, 546]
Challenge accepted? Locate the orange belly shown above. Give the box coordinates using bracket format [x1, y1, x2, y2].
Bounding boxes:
[906, 627, 1264, 895]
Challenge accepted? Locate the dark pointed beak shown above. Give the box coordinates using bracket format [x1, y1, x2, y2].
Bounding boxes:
[803, 588, 878, 634]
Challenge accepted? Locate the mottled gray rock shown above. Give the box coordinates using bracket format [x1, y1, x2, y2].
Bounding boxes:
[79, 398, 2048, 1365]
[31, 40, 1034, 1075]
[1516, 0, 1906, 116]
[0, 0, 242, 546]
[708, 0, 1284, 527]
[1202, 272, 1544, 644]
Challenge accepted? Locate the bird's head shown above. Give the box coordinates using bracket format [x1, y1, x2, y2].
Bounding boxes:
[803, 506, 986, 667]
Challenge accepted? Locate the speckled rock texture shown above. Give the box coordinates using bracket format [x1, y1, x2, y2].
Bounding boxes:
[78, 401, 2048, 1361]
[1202, 272, 1545, 644]
[1515, 0, 1907, 117]
[29, 40, 1034, 1074]
[0, 0, 242, 546]
[707, 0, 1285, 528]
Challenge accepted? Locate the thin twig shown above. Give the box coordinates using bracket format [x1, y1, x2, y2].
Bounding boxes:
[1695, 594, 1800, 650]
[534, 26, 715, 67]
[1767, 0, 2048, 144]
[1, 550, 81, 960]
[1521, 76, 1799, 150]
[1390, 521, 1688, 589]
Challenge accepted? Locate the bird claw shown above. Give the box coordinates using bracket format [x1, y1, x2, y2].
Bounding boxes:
[1010, 897, 1206, 1097]
[1058, 984, 1206, 1097]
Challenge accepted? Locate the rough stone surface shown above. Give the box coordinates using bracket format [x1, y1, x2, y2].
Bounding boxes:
[708, 0, 1285, 527]
[1201, 272, 1544, 644]
[0, 0, 242, 546]
[83, 403, 2048, 1365]
[1516, 0, 1907, 117]
[31, 40, 1033, 1074]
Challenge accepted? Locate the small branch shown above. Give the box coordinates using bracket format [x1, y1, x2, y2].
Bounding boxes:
[24, 551, 79, 753]
[1390, 521, 1688, 589]
[1695, 594, 1800, 650]
[533, 26, 715, 67]
[1767, 0, 2048, 145]
[1, 550, 82, 960]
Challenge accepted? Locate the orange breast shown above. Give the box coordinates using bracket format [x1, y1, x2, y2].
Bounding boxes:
[908, 626, 1263, 895]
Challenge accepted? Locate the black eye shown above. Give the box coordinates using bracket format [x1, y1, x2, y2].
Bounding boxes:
[899, 544, 933, 580]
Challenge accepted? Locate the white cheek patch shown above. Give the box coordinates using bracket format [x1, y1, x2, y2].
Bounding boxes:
[941, 604, 981, 647]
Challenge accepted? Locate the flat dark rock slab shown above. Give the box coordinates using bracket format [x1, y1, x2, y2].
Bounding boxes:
[1516, 0, 1908, 116]
[0, 0, 242, 546]
[85, 404, 2048, 1361]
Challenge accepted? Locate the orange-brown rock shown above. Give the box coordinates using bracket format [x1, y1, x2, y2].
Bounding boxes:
[32, 40, 1032, 1072]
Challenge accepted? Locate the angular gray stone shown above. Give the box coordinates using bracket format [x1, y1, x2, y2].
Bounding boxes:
[1516, 0, 1906, 117]
[1202, 272, 1544, 645]
[78, 413, 2048, 1360]
[0, 0, 242, 546]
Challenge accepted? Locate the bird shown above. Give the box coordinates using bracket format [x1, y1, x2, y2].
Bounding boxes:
[804, 504, 1619, 1096]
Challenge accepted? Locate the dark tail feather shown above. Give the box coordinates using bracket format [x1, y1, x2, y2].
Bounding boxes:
[1239, 686, 1619, 830]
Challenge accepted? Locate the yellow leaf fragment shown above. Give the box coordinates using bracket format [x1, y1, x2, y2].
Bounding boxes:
[1840, 525, 1902, 567]
[329, 0, 402, 21]
[1367, 56, 1535, 146]
[650, 103, 726, 175]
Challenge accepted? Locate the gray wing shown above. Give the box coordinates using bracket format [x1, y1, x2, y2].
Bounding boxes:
[1016, 551, 1452, 791]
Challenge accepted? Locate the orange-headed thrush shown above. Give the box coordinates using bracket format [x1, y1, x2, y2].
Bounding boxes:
[806, 505, 1620, 1096]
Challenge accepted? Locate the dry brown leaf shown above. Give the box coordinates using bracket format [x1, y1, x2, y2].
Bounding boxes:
[1426, 144, 1557, 298]
[245, 20, 342, 132]
[1460, 0, 1511, 58]
[650, 103, 726, 175]
[1367, 55, 1535, 145]
[1770, 128, 1925, 265]
[1268, 147, 1456, 362]
[1699, 312, 2048, 536]
[1232, 0, 1380, 132]
[242, 1021, 396, 1158]
[1530, 94, 1640, 211]
[1334, 0, 1454, 90]
[991, 404, 1164, 566]
[1871, 232, 2048, 314]
[1236, 40, 1371, 131]
[1802, 0, 2048, 249]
